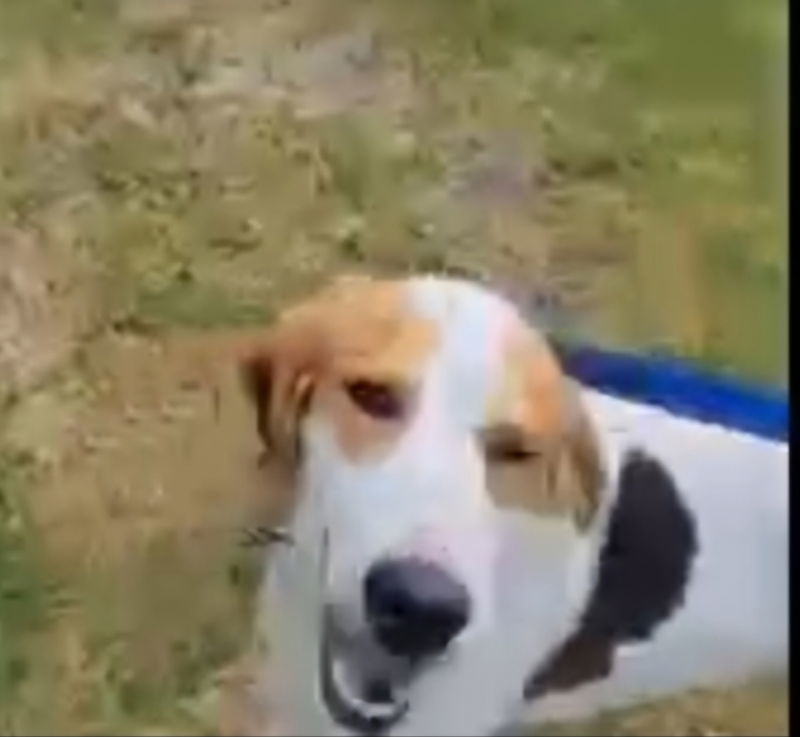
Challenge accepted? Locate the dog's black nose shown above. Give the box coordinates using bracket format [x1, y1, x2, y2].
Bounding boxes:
[364, 557, 470, 658]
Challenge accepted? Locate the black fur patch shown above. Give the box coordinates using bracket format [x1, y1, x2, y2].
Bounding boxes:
[525, 448, 699, 699]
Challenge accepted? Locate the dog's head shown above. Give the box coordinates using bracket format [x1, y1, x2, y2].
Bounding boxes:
[241, 275, 603, 733]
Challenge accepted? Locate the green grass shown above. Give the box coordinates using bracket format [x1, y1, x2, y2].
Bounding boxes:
[0, 0, 786, 383]
[0, 449, 47, 716]
[375, 0, 788, 384]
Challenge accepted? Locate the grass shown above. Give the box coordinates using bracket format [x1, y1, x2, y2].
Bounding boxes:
[0, 449, 45, 710]
[0, 0, 787, 734]
[0, 0, 788, 385]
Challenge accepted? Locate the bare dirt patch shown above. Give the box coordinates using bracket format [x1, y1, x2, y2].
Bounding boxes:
[0, 228, 88, 405]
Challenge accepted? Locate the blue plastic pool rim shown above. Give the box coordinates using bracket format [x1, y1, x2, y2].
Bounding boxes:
[552, 340, 789, 443]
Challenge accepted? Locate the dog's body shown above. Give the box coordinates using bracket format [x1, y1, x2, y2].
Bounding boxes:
[237, 276, 787, 736]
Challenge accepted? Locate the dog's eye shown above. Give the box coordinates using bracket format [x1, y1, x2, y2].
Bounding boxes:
[481, 425, 538, 464]
[345, 380, 404, 420]
[486, 442, 537, 464]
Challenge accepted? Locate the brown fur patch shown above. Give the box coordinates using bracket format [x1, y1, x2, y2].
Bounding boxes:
[241, 275, 437, 466]
[524, 630, 614, 699]
[488, 320, 569, 440]
[485, 318, 604, 528]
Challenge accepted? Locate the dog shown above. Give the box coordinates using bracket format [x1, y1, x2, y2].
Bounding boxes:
[235, 275, 787, 736]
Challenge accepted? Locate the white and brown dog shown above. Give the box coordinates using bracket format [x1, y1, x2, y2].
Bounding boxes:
[237, 275, 787, 736]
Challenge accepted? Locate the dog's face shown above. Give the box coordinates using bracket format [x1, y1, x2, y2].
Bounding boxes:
[242, 276, 603, 733]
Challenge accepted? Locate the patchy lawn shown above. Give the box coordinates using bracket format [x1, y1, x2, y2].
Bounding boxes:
[0, 0, 787, 734]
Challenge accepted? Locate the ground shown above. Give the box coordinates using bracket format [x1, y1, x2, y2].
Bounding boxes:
[0, 1, 787, 734]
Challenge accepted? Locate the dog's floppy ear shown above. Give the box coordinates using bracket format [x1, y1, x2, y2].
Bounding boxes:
[239, 274, 380, 465]
[240, 309, 322, 466]
[515, 328, 605, 529]
[488, 323, 605, 527]
[241, 342, 315, 466]
[546, 383, 605, 529]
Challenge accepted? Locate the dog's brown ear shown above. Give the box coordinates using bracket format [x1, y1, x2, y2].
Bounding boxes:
[240, 274, 406, 466]
[240, 331, 317, 467]
[547, 384, 605, 529]
[487, 321, 605, 528]
[512, 324, 605, 528]
[241, 347, 275, 453]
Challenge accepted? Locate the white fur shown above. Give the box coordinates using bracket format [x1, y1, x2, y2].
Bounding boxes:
[521, 391, 788, 726]
[253, 277, 788, 736]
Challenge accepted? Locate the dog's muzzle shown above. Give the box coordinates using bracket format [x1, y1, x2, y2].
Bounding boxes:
[319, 553, 471, 734]
[320, 608, 413, 734]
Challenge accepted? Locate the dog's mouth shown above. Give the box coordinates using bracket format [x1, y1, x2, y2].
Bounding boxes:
[319, 609, 414, 735]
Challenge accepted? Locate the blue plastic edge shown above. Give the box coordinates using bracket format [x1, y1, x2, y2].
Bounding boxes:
[551, 341, 789, 443]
